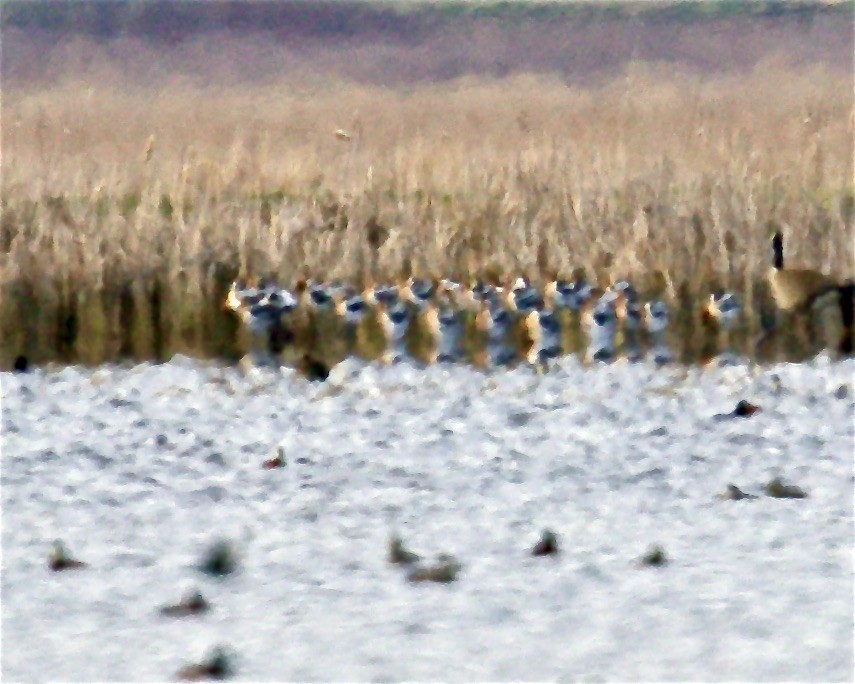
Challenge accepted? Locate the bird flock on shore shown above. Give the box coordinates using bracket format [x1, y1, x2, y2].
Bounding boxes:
[224, 273, 721, 378]
[223, 232, 853, 378]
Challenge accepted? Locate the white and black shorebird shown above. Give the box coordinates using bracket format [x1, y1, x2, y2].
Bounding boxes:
[703, 292, 742, 363]
[224, 280, 297, 360]
[611, 280, 643, 361]
[645, 300, 672, 365]
[436, 299, 464, 363]
[584, 291, 618, 363]
[474, 299, 517, 368]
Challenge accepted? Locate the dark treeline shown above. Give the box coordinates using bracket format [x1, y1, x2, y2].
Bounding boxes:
[2, 1, 852, 86]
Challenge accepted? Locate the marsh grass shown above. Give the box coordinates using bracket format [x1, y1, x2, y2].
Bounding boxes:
[1, 65, 852, 368]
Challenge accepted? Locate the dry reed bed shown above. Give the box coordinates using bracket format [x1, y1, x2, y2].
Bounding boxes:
[2, 66, 853, 368]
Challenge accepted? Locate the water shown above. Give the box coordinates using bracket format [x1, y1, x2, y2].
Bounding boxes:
[2, 356, 853, 681]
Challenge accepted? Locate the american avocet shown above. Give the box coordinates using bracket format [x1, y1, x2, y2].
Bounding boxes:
[584, 292, 618, 362]
[473, 299, 516, 368]
[610, 280, 642, 361]
[645, 300, 672, 364]
[436, 295, 464, 363]
[702, 292, 742, 363]
[378, 300, 411, 364]
[401, 277, 437, 309]
[507, 276, 544, 314]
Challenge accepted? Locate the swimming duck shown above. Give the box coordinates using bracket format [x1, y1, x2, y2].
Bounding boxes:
[531, 529, 560, 556]
[49, 540, 87, 571]
[175, 645, 234, 681]
[733, 399, 761, 417]
[406, 553, 462, 584]
[764, 477, 808, 499]
[160, 589, 211, 618]
[198, 540, 237, 577]
[388, 535, 421, 565]
[262, 446, 286, 469]
[637, 545, 668, 568]
[716, 484, 758, 501]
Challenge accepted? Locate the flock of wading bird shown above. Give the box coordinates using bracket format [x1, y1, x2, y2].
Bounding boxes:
[224, 232, 854, 379]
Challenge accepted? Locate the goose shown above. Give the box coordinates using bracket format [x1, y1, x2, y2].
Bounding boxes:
[768, 231, 837, 311]
[768, 231, 854, 353]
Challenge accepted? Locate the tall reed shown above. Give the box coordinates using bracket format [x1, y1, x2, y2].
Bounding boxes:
[2, 65, 852, 367]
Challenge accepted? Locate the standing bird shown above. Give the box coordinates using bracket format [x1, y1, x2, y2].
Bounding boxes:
[645, 300, 672, 365]
[584, 292, 618, 363]
[767, 231, 853, 355]
[611, 280, 643, 361]
[702, 292, 742, 364]
[768, 231, 837, 312]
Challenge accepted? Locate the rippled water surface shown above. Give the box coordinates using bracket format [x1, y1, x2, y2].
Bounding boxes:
[2, 356, 853, 682]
